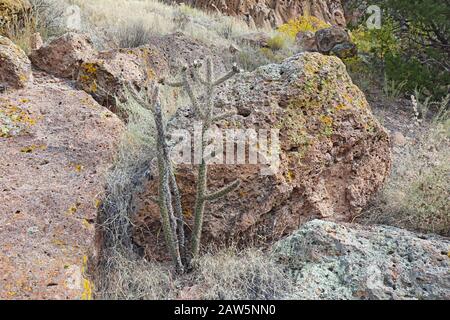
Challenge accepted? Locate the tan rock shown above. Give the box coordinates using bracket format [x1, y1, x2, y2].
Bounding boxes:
[30, 32, 97, 79]
[0, 71, 123, 299]
[296, 31, 318, 52]
[392, 131, 407, 146]
[30, 32, 43, 51]
[0, 35, 33, 89]
[135, 53, 392, 256]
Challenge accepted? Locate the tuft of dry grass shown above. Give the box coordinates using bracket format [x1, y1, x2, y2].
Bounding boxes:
[6, 0, 69, 53]
[360, 95, 450, 236]
[192, 248, 294, 300]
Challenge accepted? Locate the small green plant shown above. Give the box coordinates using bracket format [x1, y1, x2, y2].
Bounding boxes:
[267, 34, 287, 51]
[382, 76, 407, 100]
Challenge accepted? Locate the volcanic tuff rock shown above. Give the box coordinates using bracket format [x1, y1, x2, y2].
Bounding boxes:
[76, 45, 169, 114]
[166, 0, 346, 28]
[0, 70, 123, 299]
[0, 35, 33, 89]
[273, 220, 450, 300]
[135, 52, 392, 256]
[30, 32, 97, 79]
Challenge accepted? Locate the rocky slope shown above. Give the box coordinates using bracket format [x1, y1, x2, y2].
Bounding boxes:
[166, 0, 346, 28]
[273, 220, 450, 300]
[0, 38, 123, 299]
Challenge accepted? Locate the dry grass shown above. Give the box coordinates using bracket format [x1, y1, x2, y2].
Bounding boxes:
[193, 248, 294, 300]
[6, 0, 69, 53]
[360, 95, 450, 236]
[70, 0, 261, 49]
[95, 247, 294, 300]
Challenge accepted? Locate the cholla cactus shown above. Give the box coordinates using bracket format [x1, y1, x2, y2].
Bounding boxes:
[162, 58, 241, 261]
[128, 58, 241, 271]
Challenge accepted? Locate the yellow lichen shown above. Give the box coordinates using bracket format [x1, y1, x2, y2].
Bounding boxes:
[81, 255, 93, 300]
[82, 63, 97, 75]
[20, 144, 47, 153]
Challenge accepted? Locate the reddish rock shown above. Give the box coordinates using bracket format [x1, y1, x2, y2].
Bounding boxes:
[30, 32, 97, 79]
[0, 35, 33, 89]
[0, 71, 123, 299]
[76, 45, 169, 113]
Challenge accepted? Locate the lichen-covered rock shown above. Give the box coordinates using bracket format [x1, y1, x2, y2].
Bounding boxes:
[0, 35, 33, 89]
[0, 0, 32, 35]
[30, 32, 97, 79]
[272, 220, 450, 300]
[135, 52, 392, 256]
[76, 45, 169, 114]
[0, 71, 123, 299]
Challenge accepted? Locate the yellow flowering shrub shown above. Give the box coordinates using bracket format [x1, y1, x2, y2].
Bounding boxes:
[278, 16, 330, 39]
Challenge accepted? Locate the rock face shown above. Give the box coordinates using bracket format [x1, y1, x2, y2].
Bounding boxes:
[135, 52, 391, 256]
[30, 32, 97, 79]
[167, 0, 346, 29]
[0, 71, 123, 299]
[273, 220, 450, 300]
[0, 0, 32, 35]
[0, 35, 33, 89]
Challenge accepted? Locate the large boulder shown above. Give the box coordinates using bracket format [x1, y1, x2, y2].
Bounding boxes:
[0, 0, 32, 35]
[76, 46, 169, 114]
[273, 220, 450, 300]
[0, 70, 123, 299]
[297, 26, 357, 59]
[165, 0, 346, 29]
[30, 32, 97, 79]
[0, 35, 33, 89]
[134, 52, 392, 256]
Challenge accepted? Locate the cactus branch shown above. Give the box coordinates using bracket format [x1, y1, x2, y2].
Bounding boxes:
[213, 64, 241, 86]
[204, 179, 241, 202]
